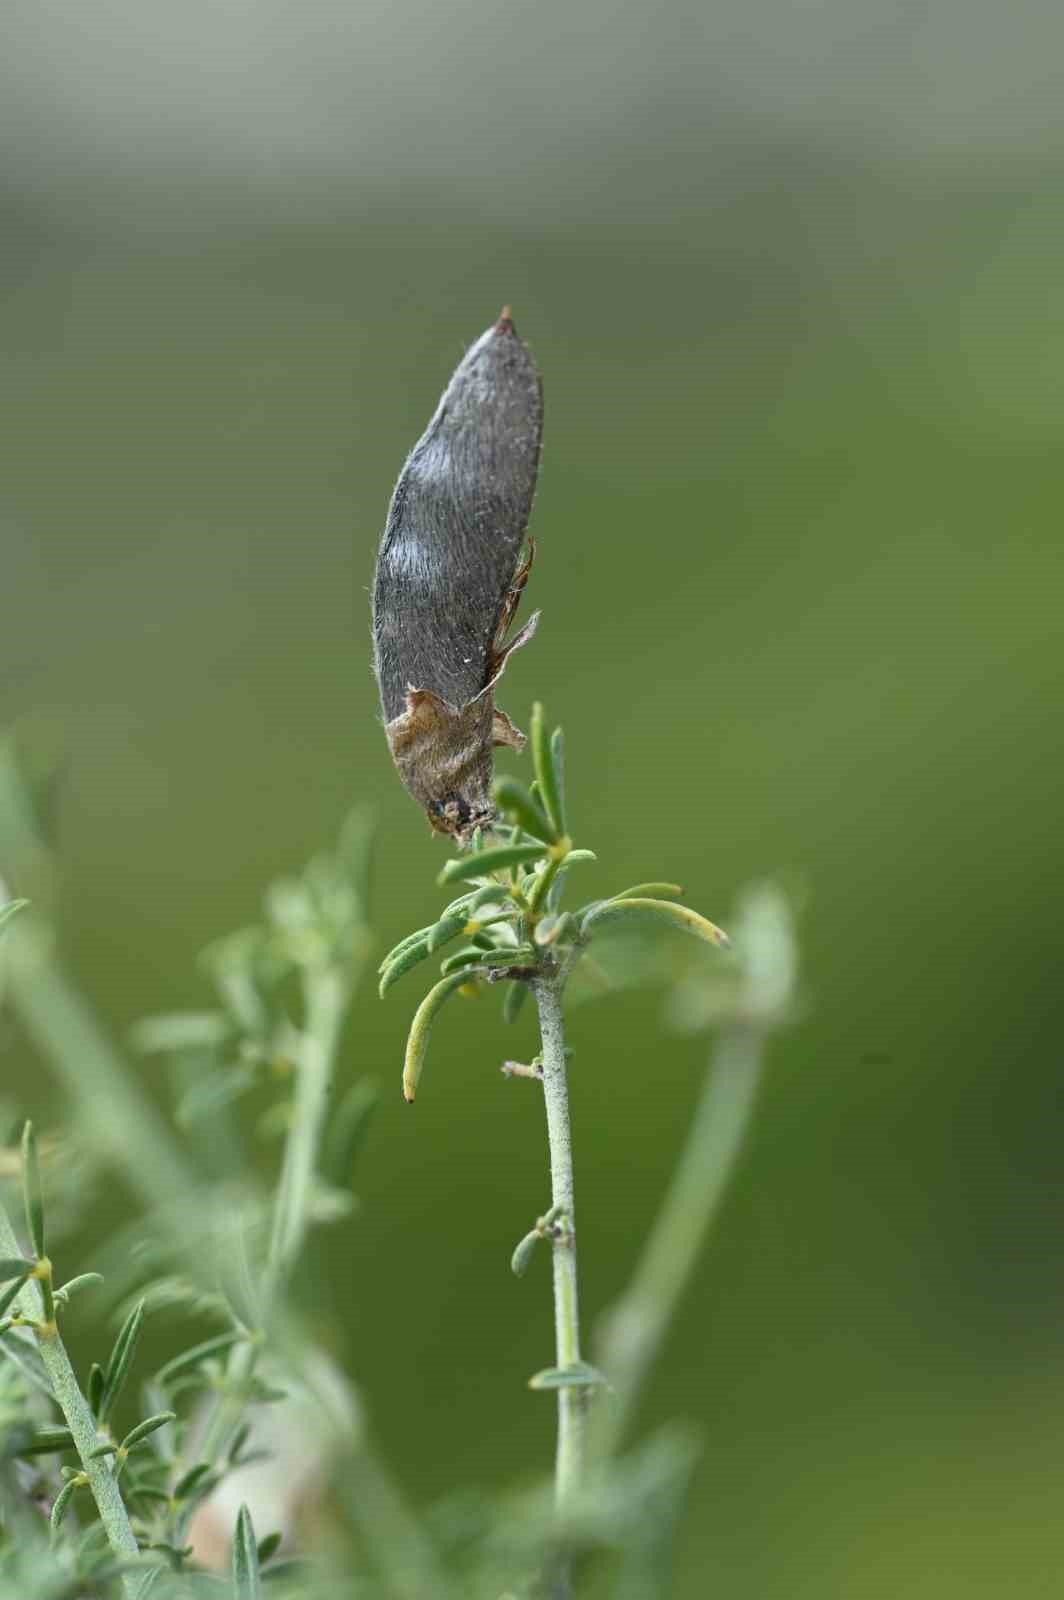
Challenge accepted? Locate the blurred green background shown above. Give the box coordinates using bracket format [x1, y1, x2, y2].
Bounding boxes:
[3, 2, 1063, 1594]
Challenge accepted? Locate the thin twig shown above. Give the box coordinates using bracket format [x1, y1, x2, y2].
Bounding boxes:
[266, 964, 349, 1295]
[0, 1199, 141, 1598]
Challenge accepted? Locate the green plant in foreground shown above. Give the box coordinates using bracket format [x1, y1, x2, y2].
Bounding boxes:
[0, 805, 419, 1599]
[2, 719, 797, 1600]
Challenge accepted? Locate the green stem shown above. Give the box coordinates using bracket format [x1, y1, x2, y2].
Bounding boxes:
[594, 1026, 765, 1457]
[6, 942, 192, 1212]
[0, 1200, 141, 1597]
[532, 975, 586, 1509]
[266, 963, 348, 1297]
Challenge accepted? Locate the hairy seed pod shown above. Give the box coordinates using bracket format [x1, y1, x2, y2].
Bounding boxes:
[372, 309, 543, 839]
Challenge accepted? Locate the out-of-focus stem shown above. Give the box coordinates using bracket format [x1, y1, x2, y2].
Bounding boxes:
[0, 1200, 141, 1598]
[595, 1026, 765, 1458]
[266, 964, 348, 1296]
[6, 938, 192, 1210]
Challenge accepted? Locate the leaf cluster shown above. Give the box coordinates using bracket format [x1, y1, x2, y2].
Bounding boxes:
[378, 704, 728, 1101]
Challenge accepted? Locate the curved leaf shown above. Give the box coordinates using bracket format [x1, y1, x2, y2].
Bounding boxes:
[494, 775, 558, 845]
[582, 897, 729, 949]
[378, 937, 432, 998]
[438, 842, 545, 885]
[609, 882, 684, 902]
[402, 973, 471, 1102]
[0, 899, 28, 935]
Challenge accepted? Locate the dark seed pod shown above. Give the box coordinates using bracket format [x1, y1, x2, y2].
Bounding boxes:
[372, 309, 543, 839]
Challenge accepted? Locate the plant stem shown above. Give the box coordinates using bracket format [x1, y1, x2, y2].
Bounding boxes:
[532, 974, 586, 1510]
[0, 1200, 141, 1597]
[594, 1026, 765, 1458]
[266, 963, 348, 1297]
[6, 941, 192, 1212]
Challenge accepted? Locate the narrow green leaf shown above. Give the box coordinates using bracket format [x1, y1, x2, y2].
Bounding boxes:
[50, 1477, 79, 1537]
[482, 946, 537, 972]
[0, 899, 29, 934]
[610, 882, 684, 902]
[402, 973, 471, 1102]
[0, 1257, 31, 1284]
[582, 897, 729, 949]
[439, 947, 487, 975]
[502, 981, 529, 1024]
[129, 1011, 231, 1054]
[468, 883, 510, 912]
[256, 1531, 283, 1565]
[14, 1426, 75, 1456]
[173, 1461, 214, 1500]
[529, 704, 565, 836]
[437, 842, 545, 884]
[510, 1230, 540, 1277]
[0, 1276, 28, 1319]
[377, 924, 434, 973]
[426, 907, 470, 954]
[549, 726, 567, 833]
[21, 1121, 45, 1259]
[155, 1329, 243, 1387]
[87, 1362, 105, 1416]
[528, 1361, 609, 1391]
[233, 1503, 262, 1600]
[145, 1541, 196, 1563]
[100, 1299, 145, 1421]
[527, 851, 569, 917]
[89, 1441, 119, 1459]
[228, 1423, 252, 1465]
[133, 1570, 166, 1599]
[322, 1078, 378, 1187]
[560, 848, 596, 866]
[494, 776, 559, 845]
[121, 1411, 176, 1452]
[378, 936, 432, 998]
[54, 1272, 104, 1306]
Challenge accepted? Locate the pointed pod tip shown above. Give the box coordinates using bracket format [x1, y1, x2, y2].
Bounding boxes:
[495, 304, 515, 333]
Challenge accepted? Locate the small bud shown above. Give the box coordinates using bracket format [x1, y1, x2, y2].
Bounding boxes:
[510, 1230, 541, 1276]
